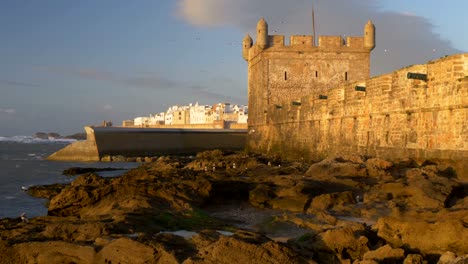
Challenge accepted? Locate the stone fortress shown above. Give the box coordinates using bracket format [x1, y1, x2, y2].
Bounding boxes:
[243, 18, 468, 176]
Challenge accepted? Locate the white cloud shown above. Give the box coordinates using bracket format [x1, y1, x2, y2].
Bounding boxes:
[176, 0, 460, 75]
[0, 108, 16, 114]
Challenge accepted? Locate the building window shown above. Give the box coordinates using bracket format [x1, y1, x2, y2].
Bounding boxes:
[345, 72, 348, 81]
[284, 71, 287, 80]
[315, 71, 318, 77]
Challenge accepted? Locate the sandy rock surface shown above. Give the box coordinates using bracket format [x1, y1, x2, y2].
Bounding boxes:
[1, 151, 466, 263]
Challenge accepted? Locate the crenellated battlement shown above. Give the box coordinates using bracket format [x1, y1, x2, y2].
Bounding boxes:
[243, 18, 374, 62]
[263, 34, 366, 49]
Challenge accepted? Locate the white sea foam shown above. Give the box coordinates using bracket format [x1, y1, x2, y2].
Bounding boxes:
[0, 136, 77, 144]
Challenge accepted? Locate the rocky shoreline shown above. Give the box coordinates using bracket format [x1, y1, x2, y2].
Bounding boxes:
[1, 150, 467, 263]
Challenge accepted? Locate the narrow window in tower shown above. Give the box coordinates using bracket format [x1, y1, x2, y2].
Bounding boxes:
[345, 72, 348, 81]
[284, 71, 288, 80]
[315, 71, 318, 78]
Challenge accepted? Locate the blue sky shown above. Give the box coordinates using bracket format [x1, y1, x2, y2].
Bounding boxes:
[0, 0, 466, 136]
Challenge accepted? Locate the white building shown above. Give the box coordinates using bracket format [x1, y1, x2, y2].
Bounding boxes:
[189, 102, 213, 124]
[134, 117, 150, 127]
[126, 102, 248, 127]
[237, 105, 248, 123]
[149, 112, 165, 125]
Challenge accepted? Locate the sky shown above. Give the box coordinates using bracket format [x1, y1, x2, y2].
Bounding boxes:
[0, 0, 466, 136]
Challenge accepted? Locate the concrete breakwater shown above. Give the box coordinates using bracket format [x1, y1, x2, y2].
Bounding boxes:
[47, 126, 247, 162]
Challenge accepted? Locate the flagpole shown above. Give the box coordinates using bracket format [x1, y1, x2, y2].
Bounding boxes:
[312, 0, 316, 46]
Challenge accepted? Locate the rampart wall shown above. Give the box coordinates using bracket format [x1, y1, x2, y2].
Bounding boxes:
[48, 127, 247, 161]
[247, 54, 468, 177]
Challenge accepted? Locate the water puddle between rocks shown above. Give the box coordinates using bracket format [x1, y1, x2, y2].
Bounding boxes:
[158, 230, 234, 239]
[203, 201, 311, 242]
[335, 216, 376, 226]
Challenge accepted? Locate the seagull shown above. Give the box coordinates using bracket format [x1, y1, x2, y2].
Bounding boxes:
[356, 195, 362, 203]
[20, 212, 28, 223]
[21, 186, 28, 191]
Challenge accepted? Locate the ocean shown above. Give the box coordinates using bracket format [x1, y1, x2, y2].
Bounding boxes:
[0, 136, 137, 219]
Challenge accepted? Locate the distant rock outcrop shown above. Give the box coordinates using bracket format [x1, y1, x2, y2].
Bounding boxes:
[34, 132, 86, 140]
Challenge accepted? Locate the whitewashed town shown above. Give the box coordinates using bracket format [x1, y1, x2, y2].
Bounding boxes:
[121, 102, 248, 129]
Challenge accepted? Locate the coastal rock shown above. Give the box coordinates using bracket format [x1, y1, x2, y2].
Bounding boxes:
[41, 220, 110, 242]
[437, 251, 458, 264]
[2, 151, 466, 264]
[12, 241, 96, 264]
[364, 165, 461, 210]
[27, 183, 67, 199]
[269, 194, 310, 212]
[62, 167, 124, 176]
[450, 255, 468, 264]
[0, 240, 22, 264]
[186, 230, 317, 264]
[249, 184, 274, 208]
[373, 211, 468, 256]
[365, 158, 393, 179]
[362, 244, 405, 263]
[308, 191, 355, 211]
[403, 254, 425, 264]
[95, 237, 156, 263]
[294, 225, 369, 263]
[305, 157, 367, 179]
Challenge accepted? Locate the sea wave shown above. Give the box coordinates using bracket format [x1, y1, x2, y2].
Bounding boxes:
[0, 136, 77, 144]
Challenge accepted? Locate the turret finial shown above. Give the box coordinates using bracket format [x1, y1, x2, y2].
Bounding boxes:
[256, 17, 269, 49]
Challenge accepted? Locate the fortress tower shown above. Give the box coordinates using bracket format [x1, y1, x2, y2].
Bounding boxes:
[243, 18, 375, 128]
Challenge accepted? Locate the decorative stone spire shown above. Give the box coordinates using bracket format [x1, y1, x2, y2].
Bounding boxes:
[242, 34, 253, 61]
[364, 20, 375, 51]
[256, 17, 269, 49]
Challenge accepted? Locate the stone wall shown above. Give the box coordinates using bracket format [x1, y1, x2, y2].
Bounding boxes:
[247, 54, 468, 177]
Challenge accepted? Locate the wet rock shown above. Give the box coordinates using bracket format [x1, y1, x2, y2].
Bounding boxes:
[111, 155, 127, 162]
[269, 194, 310, 212]
[186, 230, 316, 264]
[305, 226, 369, 263]
[315, 211, 338, 225]
[305, 157, 367, 179]
[450, 255, 468, 264]
[353, 260, 379, 264]
[126, 157, 137, 162]
[2, 152, 465, 263]
[437, 251, 458, 264]
[309, 191, 355, 211]
[366, 158, 393, 180]
[41, 220, 109, 242]
[95, 237, 156, 263]
[100, 155, 111, 162]
[373, 212, 468, 256]
[365, 165, 461, 209]
[63, 167, 125, 176]
[403, 254, 425, 264]
[48, 174, 113, 217]
[362, 244, 405, 263]
[249, 184, 275, 208]
[27, 183, 67, 199]
[0, 240, 22, 264]
[13, 241, 96, 264]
